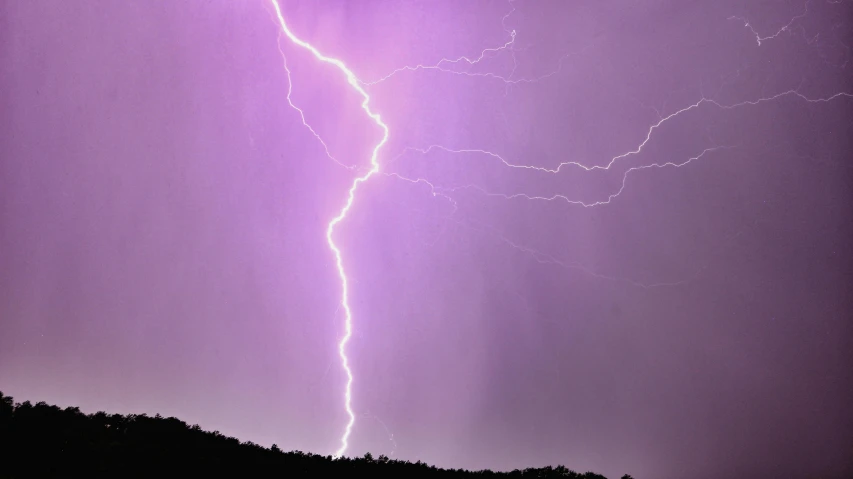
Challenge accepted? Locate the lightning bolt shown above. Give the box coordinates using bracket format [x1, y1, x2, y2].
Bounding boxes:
[274, 35, 353, 170]
[266, 0, 852, 460]
[268, 0, 389, 458]
[728, 1, 811, 46]
[393, 89, 851, 209]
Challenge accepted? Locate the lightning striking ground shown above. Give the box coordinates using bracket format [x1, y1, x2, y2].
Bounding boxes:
[266, 0, 852, 460]
[268, 0, 390, 458]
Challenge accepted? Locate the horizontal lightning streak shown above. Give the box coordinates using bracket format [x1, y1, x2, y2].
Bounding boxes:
[362, 30, 517, 86]
[378, 88, 850, 211]
[395, 89, 852, 177]
[361, 0, 595, 88]
[376, 85, 850, 289]
[372, 79, 850, 291]
[441, 146, 732, 207]
[268, 0, 390, 459]
[363, 35, 595, 87]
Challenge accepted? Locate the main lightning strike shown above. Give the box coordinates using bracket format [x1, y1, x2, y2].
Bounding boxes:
[265, 0, 852, 458]
[268, 0, 390, 458]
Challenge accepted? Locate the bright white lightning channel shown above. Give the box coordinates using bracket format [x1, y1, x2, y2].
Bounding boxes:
[269, 0, 390, 458]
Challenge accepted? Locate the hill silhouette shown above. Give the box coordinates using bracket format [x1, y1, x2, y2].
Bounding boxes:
[0, 391, 630, 478]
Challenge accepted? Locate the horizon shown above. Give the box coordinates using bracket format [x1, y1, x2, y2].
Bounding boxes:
[1, 391, 612, 476]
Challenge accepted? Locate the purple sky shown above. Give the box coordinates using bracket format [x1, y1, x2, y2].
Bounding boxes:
[2, 1, 852, 478]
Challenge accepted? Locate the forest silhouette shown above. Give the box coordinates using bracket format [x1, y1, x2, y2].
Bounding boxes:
[0, 391, 633, 478]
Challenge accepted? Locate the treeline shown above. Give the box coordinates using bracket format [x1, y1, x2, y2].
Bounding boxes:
[0, 391, 628, 478]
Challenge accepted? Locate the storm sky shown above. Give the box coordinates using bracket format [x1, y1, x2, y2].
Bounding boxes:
[1, 1, 852, 478]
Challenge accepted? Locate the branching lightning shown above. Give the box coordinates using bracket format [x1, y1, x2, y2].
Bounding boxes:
[390, 89, 850, 208]
[729, 1, 811, 46]
[267, 0, 852, 459]
[268, 0, 389, 458]
[274, 35, 353, 170]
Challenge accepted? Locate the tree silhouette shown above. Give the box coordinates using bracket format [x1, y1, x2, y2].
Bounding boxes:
[0, 392, 626, 479]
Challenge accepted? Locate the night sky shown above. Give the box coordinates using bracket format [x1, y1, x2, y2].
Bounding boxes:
[2, 1, 852, 478]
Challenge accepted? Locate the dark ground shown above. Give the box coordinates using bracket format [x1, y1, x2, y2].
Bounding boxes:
[0, 391, 619, 479]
